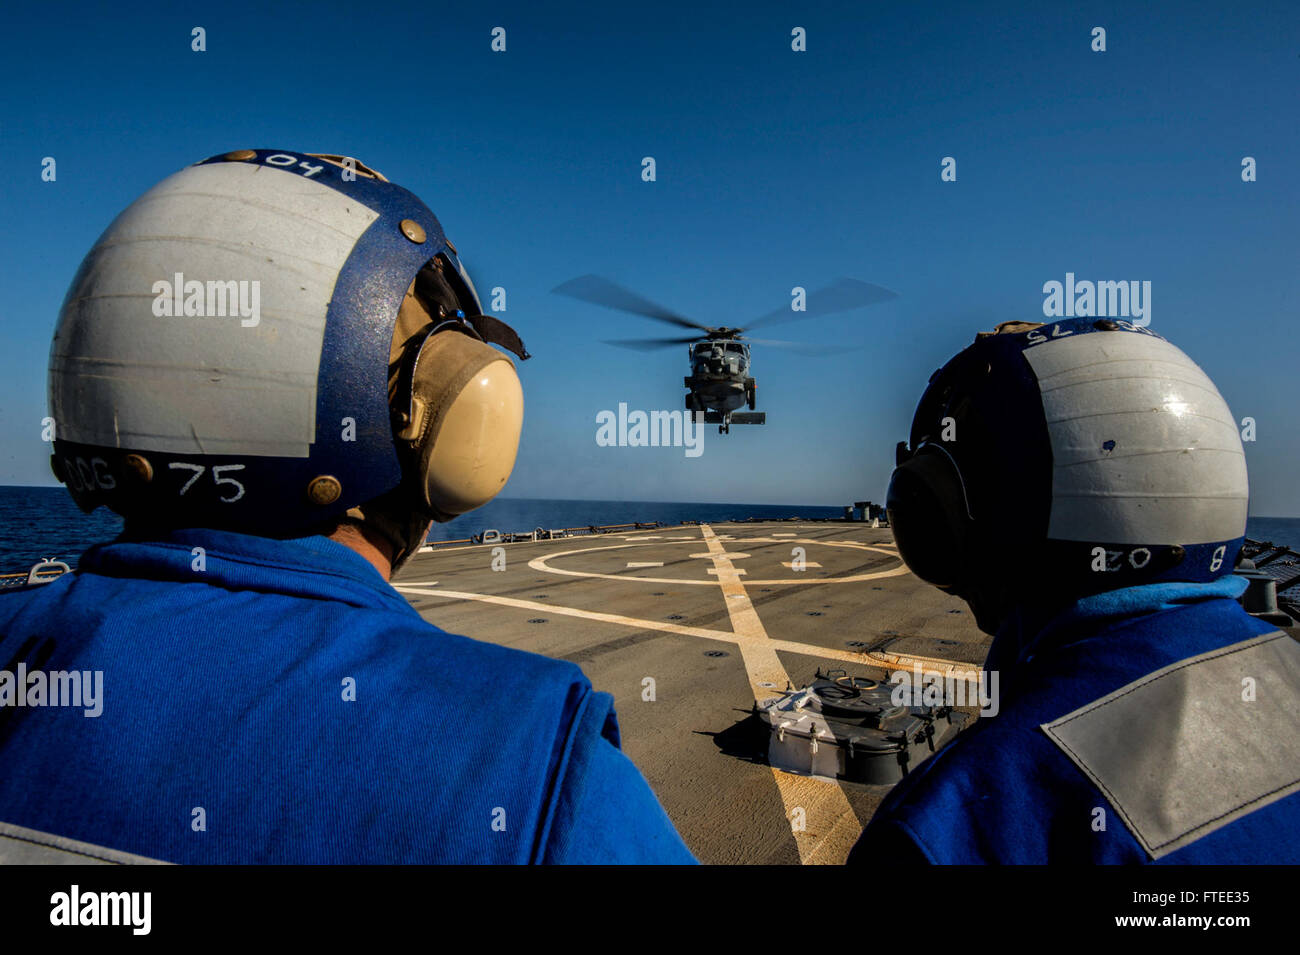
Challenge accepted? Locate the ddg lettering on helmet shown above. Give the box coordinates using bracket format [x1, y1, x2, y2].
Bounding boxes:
[48, 149, 529, 564]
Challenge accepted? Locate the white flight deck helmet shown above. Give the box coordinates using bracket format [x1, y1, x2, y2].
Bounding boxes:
[49, 149, 529, 567]
[886, 319, 1249, 634]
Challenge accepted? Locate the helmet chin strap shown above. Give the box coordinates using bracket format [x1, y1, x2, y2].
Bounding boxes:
[343, 490, 436, 575]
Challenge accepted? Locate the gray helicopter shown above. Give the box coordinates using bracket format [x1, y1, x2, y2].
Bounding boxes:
[554, 276, 898, 433]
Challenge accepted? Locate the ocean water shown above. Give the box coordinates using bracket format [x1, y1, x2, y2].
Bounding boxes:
[421, 497, 847, 543]
[0, 486, 126, 573]
[0, 486, 846, 572]
[1, 484, 1297, 575]
[1238, 517, 1300, 552]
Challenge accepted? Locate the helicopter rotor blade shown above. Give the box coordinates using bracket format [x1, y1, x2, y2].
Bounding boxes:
[553, 275, 712, 332]
[743, 337, 870, 356]
[742, 278, 898, 332]
[601, 336, 704, 352]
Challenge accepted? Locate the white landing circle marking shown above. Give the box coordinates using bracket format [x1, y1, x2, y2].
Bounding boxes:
[527, 538, 908, 586]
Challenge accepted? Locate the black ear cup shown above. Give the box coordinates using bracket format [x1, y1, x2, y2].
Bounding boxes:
[886, 446, 971, 590]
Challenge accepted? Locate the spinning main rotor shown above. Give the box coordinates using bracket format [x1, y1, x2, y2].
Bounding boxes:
[552, 275, 898, 354]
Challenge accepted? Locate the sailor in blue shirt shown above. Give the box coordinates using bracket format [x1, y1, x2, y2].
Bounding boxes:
[0, 150, 695, 864]
[850, 319, 1300, 865]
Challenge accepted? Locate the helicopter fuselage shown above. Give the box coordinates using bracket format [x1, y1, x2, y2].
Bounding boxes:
[685, 340, 756, 425]
[558, 273, 892, 434]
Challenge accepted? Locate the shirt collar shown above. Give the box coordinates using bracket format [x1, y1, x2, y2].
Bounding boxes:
[986, 576, 1250, 681]
[77, 527, 418, 614]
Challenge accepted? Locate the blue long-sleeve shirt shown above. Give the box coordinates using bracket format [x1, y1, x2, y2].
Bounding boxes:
[0, 528, 696, 864]
[850, 578, 1300, 864]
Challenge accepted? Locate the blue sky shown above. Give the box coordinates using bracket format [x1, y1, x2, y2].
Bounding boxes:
[1, 1, 1296, 514]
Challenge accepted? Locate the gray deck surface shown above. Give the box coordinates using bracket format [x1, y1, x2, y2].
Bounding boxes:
[393, 520, 989, 864]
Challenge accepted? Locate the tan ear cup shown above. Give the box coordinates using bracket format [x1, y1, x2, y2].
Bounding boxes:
[399, 331, 524, 518]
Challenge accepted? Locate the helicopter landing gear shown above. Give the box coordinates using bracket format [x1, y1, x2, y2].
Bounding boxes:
[745, 381, 756, 411]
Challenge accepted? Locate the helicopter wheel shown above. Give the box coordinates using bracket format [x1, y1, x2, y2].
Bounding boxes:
[746, 388, 756, 411]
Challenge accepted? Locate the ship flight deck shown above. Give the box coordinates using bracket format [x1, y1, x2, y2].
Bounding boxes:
[393, 520, 988, 864]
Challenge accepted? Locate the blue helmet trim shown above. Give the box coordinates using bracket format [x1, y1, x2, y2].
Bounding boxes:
[199, 150, 453, 527]
[53, 150, 457, 534]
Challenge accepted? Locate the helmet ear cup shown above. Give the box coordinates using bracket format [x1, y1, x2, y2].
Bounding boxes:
[399, 330, 523, 519]
[886, 446, 972, 590]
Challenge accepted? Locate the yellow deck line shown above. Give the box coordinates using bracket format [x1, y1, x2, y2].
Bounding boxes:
[696, 524, 861, 865]
[395, 523, 986, 864]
